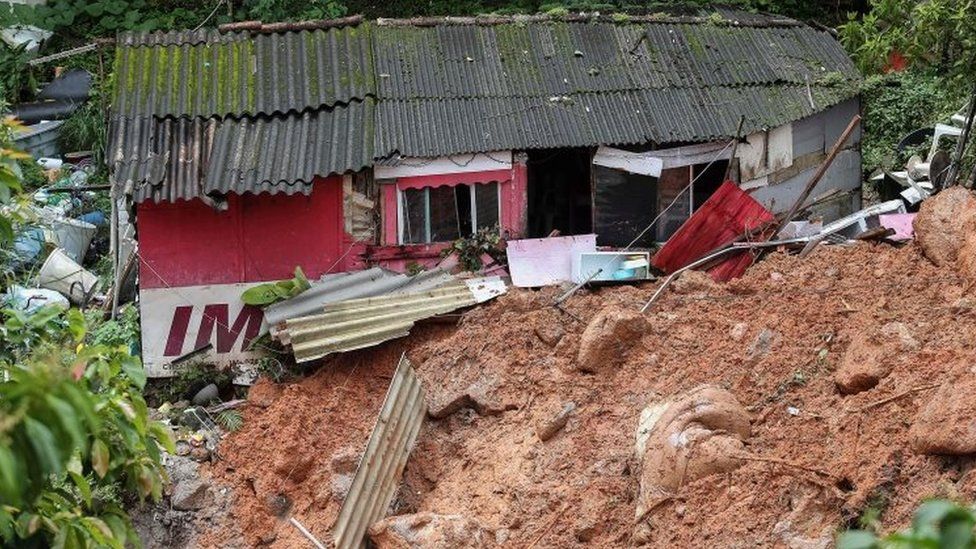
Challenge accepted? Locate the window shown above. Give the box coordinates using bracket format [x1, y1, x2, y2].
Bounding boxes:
[399, 182, 500, 244]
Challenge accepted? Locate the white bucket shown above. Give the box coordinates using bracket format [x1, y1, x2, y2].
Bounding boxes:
[38, 248, 100, 305]
[51, 218, 97, 264]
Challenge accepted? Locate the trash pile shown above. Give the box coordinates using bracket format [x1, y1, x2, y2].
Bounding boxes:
[1, 153, 132, 314]
[174, 184, 976, 548]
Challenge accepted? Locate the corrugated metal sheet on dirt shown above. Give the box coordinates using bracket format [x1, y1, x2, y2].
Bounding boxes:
[278, 277, 505, 363]
[332, 355, 426, 549]
[372, 21, 857, 100]
[109, 102, 374, 203]
[113, 26, 374, 119]
[264, 267, 455, 326]
[651, 181, 776, 281]
[377, 85, 853, 157]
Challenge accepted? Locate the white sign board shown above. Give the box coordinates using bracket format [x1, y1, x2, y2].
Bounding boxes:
[140, 283, 269, 378]
[505, 234, 597, 287]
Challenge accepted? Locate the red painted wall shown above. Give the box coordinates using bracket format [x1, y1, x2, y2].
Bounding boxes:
[138, 176, 344, 289]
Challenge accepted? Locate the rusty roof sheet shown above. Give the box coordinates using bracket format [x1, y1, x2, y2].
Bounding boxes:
[109, 101, 374, 203]
[113, 26, 374, 119]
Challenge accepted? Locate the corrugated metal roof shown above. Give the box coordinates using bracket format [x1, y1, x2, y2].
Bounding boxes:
[264, 267, 455, 326]
[376, 85, 854, 157]
[109, 102, 374, 203]
[207, 101, 375, 194]
[651, 181, 776, 281]
[109, 15, 860, 202]
[333, 354, 426, 549]
[277, 277, 505, 363]
[113, 26, 374, 119]
[372, 21, 858, 100]
[108, 116, 217, 203]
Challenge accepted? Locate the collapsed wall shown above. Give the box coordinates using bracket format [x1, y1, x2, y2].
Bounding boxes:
[196, 196, 976, 547]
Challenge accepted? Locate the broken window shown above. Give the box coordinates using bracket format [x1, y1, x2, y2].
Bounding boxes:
[399, 182, 500, 244]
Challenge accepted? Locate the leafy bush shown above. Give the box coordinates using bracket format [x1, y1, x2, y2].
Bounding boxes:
[838, 500, 975, 549]
[0, 307, 173, 548]
[443, 226, 504, 272]
[839, 0, 976, 82]
[859, 70, 964, 176]
[0, 44, 37, 105]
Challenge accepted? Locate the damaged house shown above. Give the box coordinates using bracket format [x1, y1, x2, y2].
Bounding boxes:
[107, 11, 861, 375]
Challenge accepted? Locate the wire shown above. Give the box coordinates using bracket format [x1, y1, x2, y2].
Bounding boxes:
[554, 138, 736, 305]
[193, 0, 225, 32]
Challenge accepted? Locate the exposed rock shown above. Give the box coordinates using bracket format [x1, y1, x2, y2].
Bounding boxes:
[535, 401, 576, 441]
[247, 378, 284, 408]
[910, 364, 976, 455]
[576, 305, 649, 373]
[729, 322, 749, 342]
[914, 186, 976, 268]
[171, 477, 212, 511]
[427, 378, 516, 419]
[748, 328, 778, 359]
[634, 386, 751, 525]
[670, 270, 719, 294]
[368, 513, 493, 548]
[835, 322, 917, 395]
[329, 447, 360, 500]
[880, 321, 919, 350]
[534, 322, 565, 348]
[192, 383, 220, 406]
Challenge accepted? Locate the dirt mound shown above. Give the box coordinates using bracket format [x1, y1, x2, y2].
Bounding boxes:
[200, 240, 976, 547]
[914, 186, 976, 268]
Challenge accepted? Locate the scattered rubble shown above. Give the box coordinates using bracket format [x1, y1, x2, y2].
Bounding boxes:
[535, 401, 576, 441]
[368, 513, 494, 548]
[189, 218, 976, 547]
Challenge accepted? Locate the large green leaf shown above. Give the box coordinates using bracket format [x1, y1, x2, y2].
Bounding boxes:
[90, 439, 109, 479]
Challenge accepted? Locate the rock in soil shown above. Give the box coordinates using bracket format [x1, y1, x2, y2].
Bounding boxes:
[910, 363, 976, 455]
[634, 386, 751, 527]
[576, 305, 649, 373]
[914, 186, 976, 268]
[835, 322, 918, 395]
[368, 513, 493, 548]
[535, 401, 576, 441]
[172, 477, 213, 511]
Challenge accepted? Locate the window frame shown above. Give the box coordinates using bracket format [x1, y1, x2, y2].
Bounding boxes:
[396, 182, 502, 245]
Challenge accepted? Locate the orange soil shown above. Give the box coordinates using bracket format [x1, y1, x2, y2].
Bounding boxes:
[199, 242, 976, 547]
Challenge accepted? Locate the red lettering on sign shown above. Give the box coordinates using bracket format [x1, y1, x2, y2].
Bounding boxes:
[195, 304, 264, 353]
[164, 306, 193, 356]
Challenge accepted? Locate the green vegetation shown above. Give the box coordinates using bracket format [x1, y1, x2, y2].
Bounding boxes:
[444, 226, 505, 272]
[0, 119, 170, 548]
[839, 0, 975, 84]
[0, 304, 173, 548]
[838, 500, 975, 549]
[859, 71, 963, 176]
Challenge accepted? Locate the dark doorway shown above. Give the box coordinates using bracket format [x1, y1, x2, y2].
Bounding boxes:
[526, 148, 593, 237]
